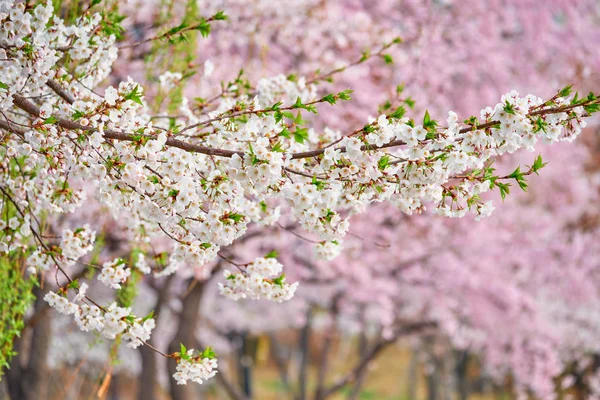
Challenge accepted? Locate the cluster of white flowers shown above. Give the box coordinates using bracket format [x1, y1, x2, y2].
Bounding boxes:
[134, 253, 151, 274]
[44, 289, 155, 349]
[98, 258, 132, 289]
[0, 212, 30, 252]
[158, 71, 183, 91]
[256, 74, 316, 106]
[25, 250, 54, 273]
[314, 241, 343, 260]
[0, 0, 116, 110]
[43, 290, 79, 315]
[219, 257, 299, 302]
[61, 226, 96, 261]
[25, 226, 96, 273]
[173, 350, 219, 385]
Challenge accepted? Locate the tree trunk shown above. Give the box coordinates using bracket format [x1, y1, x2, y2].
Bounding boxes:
[138, 344, 159, 400]
[347, 329, 370, 400]
[455, 350, 469, 400]
[406, 347, 419, 400]
[7, 286, 51, 400]
[5, 336, 25, 400]
[426, 355, 440, 400]
[138, 276, 174, 400]
[296, 308, 312, 400]
[269, 334, 291, 393]
[236, 332, 254, 399]
[167, 279, 205, 400]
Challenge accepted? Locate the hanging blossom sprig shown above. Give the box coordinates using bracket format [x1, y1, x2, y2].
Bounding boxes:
[218, 254, 299, 302]
[173, 344, 219, 385]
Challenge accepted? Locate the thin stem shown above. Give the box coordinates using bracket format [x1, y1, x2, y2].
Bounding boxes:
[119, 15, 224, 49]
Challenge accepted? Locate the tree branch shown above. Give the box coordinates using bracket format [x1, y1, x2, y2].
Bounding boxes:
[9, 92, 598, 165]
[319, 321, 437, 399]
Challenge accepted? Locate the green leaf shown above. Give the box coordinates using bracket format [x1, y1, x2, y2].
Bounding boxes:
[503, 100, 515, 115]
[423, 110, 438, 137]
[322, 94, 336, 105]
[142, 310, 155, 322]
[264, 250, 278, 259]
[508, 166, 522, 179]
[517, 179, 528, 191]
[195, 19, 212, 38]
[279, 127, 291, 139]
[165, 23, 188, 36]
[390, 106, 406, 120]
[224, 213, 244, 223]
[259, 201, 267, 213]
[201, 346, 216, 359]
[382, 54, 393, 64]
[272, 274, 286, 287]
[293, 97, 304, 108]
[323, 209, 335, 223]
[100, 11, 127, 40]
[43, 116, 57, 124]
[124, 85, 144, 106]
[464, 116, 478, 126]
[496, 182, 511, 201]
[378, 155, 390, 171]
[271, 141, 284, 152]
[571, 91, 580, 105]
[293, 128, 309, 144]
[467, 194, 481, 208]
[558, 84, 573, 98]
[380, 100, 392, 111]
[0, 81, 8, 90]
[363, 124, 376, 133]
[338, 89, 353, 101]
[359, 50, 370, 63]
[533, 117, 548, 133]
[212, 10, 227, 20]
[67, 279, 79, 290]
[530, 154, 548, 175]
[311, 175, 326, 191]
[584, 103, 600, 114]
[180, 343, 188, 358]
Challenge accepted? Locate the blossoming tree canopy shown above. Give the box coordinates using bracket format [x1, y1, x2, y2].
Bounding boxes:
[0, 0, 599, 386]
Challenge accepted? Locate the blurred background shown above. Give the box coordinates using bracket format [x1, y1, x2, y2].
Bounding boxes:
[3, 0, 600, 399]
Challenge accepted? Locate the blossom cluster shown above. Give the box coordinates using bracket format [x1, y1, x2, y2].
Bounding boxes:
[44, 289, 155, 349]
[98, 258, 132, 289]
[25, 226, 96, 274]
[218, 257, 299, 302]
[314, 241, 343, 261]
[173, 348, 219, 385]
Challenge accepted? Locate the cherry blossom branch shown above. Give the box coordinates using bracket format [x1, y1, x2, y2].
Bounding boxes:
[119, 12, 228, 49]
[177, 96, 333, 135]
[9, 93, 598, 166]
[306, 38, 403, 85]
